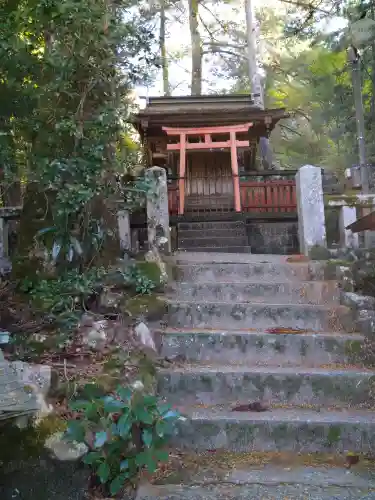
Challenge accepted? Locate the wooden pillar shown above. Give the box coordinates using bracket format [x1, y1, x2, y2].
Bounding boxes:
[178, 133, 186, 215]
[230, 131, 241, 212]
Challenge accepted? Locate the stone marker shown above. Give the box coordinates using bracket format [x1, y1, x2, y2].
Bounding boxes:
[296, 165, 327, 256]
[145, 166, 171, 254]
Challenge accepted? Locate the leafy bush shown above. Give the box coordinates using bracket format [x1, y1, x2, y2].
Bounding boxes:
[66, 383, 181, 496]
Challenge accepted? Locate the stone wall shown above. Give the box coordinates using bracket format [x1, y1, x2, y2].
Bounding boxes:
[245, 220, 299, 255]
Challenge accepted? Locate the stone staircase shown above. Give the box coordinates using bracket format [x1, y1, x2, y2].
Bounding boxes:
[177, 220, 251, 253]
[138, 252, 375, 499]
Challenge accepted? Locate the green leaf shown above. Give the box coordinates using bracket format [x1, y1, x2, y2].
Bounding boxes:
[142, 429, 153, 447]
[135, 407, 154, 425]
[66, 421, 85, 442]
[82, 451, 102, 465]
[117, 387, 132, 401]
[117, 414, 132, 437]
[97, 462, 111, 484]
[110, 472, 128, 495]
[69, 400, 92, 411]
[103, 396, 126, 413]
[94, 431, 108, 448]
[135, 451, 157, 473]
[154, 449, 169, 462]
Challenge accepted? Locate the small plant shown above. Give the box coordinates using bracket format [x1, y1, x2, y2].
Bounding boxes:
[122, 265, 156, 295]
[66, 383, 182, 497]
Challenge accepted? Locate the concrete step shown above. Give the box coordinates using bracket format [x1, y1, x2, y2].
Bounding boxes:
[175, 261, 327, 283]
[172, 407, 375, 453]
[157, 365, 374, 407]
[178, 228, 247, 239]
[172, 281, 340, 305]
[159, 330, 363, 366]
[178, 221, 245, 231]
[137, 465, 375, 500]
[166, 301, 355, 332]
[177, 246, 252, 254]
[178, 237, 249, 249]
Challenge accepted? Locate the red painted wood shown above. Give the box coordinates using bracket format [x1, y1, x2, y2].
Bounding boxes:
[162, 123, 253, 136]
[240, 180, 296, 213]
[168, 184, 178, 215]
[166, 140, 250, 151]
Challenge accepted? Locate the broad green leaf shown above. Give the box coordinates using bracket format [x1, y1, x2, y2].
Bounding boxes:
[97, 462, 110, 484]
[110, 472, 128, 495]
[154, 449, 169, 462]
[117, 414, 132, 437]
[135, 407, 154, 425]
[66, 421, 85, 442]
[117, 387, 132, 401]
[142, 429, 153, 447]
[82, 451, 102, 465]
[135, 451, 157, 473]
[94, 431, 108, 448]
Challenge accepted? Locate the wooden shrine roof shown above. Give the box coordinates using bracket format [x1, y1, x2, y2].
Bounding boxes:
[131, 94, 289, 136]
[346, 210, 375, 233]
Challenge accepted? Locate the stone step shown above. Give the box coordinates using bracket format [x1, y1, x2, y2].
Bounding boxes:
[137, 465, 375, 500]
[166, 301, 355, 332]
[177, 246, 252, 254]
[178, 228, 247, 239]
[172, 407, 375, 453]
[175, 262, 327, 283]
[159, 330, 363, 366]
[178, 237, 249, 249]
[178, 221, 245, 231]
[172, 281, 340, 305]
[157, 366, 374, 407]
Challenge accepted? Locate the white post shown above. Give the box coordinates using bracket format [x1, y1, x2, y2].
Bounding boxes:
[296, 165, 327, 256]
[145, 166, 171, 254]
[339, 206, 359, 248]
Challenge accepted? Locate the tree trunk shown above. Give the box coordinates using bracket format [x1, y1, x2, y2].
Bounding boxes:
[160, 0, 170, 96]
[188, 0, 202, 95]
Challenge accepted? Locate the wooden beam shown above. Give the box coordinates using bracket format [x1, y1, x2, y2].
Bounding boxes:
[162, 123, 253, 136]
[346, 210, 375, 232]
[178, 132, 186, 215]
[167, 140, 250, 151]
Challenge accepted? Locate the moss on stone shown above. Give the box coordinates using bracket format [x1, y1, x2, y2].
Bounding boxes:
[308, 245, 331, 261]
[326, 425, 341, 446]
[135, 261, 162, 285]
[124, 294, 167, 321]
[0, 414, 66, 465]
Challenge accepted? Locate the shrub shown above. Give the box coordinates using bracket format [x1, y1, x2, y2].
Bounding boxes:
[66, 383, 181, 497]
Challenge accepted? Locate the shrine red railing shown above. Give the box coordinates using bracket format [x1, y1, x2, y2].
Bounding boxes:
[167, 171, 297, 215]
[240, 179, 296, 213]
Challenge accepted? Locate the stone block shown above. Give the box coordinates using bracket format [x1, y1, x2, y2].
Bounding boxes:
[160, 331, 364, 366]
[117, 209, 131, 253]
[339, 206, 359, 248]
[296, 165, 327, 255]
[145, 166, 171, 254]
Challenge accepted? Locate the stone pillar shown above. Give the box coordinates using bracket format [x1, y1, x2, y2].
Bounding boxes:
[117, 210, 131, 254]
[296, 165, 327, 256]
[339, 205, 359, 249]
[145, 166, 171, 254]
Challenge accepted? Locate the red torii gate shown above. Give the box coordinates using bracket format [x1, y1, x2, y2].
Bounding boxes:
[162, 122, 253, 215]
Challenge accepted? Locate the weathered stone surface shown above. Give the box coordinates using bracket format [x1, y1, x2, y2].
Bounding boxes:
[167, 301, 355, 332]
[137, 465, 375, 500]
[160, 330, 363, 366]
[172, 407, 375, 453]
[135, 322, 156, 351]
[81, 318, 108, 350]
[117, 209, 131, 253]
[173, 281, 340, 305]
[175, 261, 328, 283]
[0, 454, 90, 500]
[157, 366, 374, 407]
[340, 291, 375, 311]
[45, 432, 88, 461]
[339, 205, 359, 248]
[296, 165, 327, 256]
[146, 166, 171, 254]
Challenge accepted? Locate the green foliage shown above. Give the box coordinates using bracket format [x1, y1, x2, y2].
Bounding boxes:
[66, 383, 181, 496]
[122, 265, 156, 294]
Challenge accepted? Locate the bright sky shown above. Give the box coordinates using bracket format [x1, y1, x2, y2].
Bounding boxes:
[135, 0, 348, 102]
